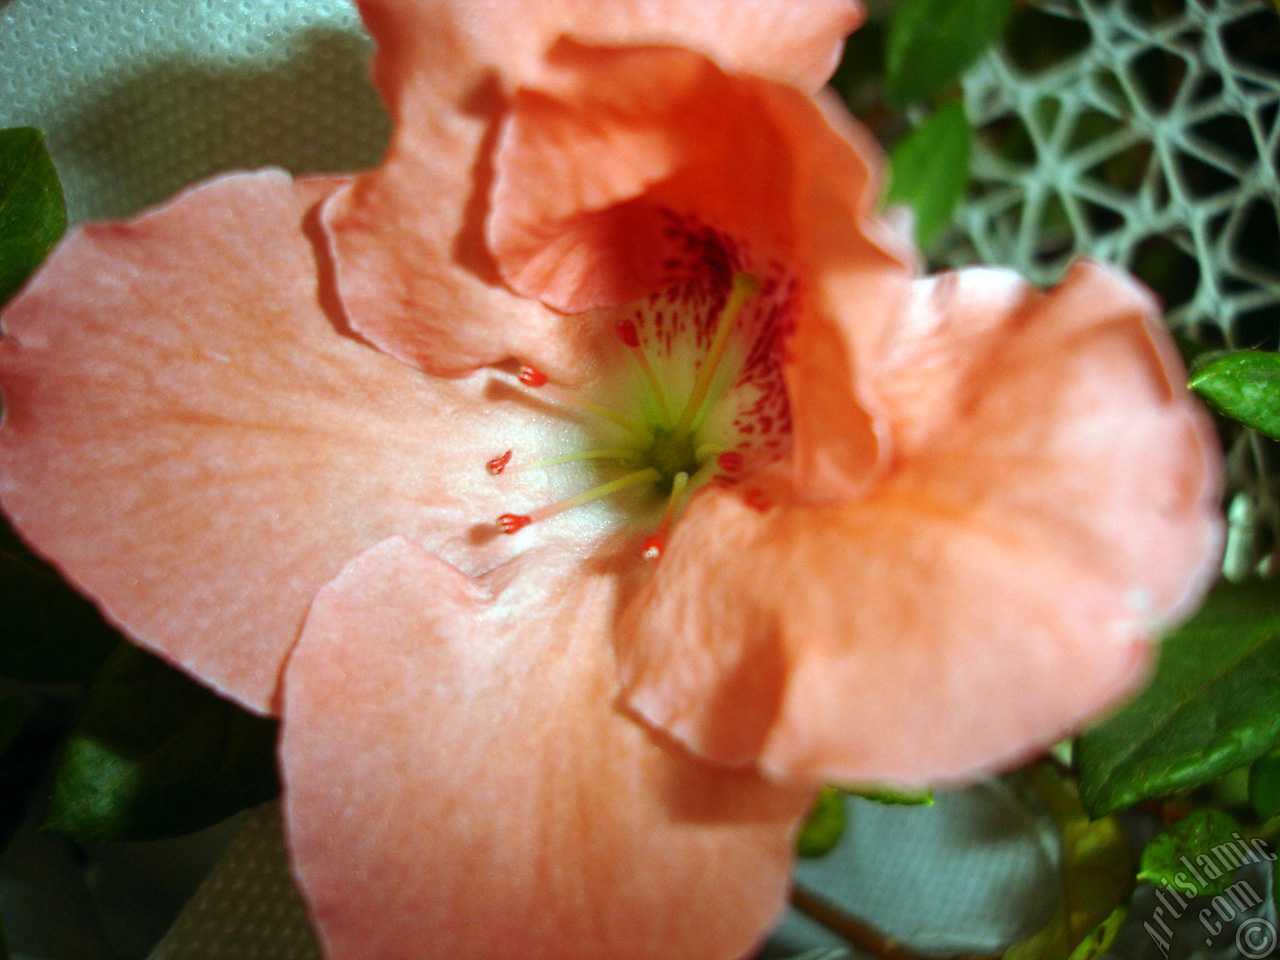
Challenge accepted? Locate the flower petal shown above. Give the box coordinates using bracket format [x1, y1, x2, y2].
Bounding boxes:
[282, 536, 811, 960]
[777, 89, 919, 501]
[0, 170, 559, 714]
[357, 0, 861, 104]
[319, 152, 591, 380]
[323, 0, 863, 378]
[490, 44, 797, 312]
[488, 44, 914, 494]
[618, 262, 1223, 784]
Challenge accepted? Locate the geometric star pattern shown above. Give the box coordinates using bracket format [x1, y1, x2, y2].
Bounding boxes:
[948, 0, 1280, 351]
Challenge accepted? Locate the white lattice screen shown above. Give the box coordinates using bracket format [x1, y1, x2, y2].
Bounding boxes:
[952, 0, 1280, 350]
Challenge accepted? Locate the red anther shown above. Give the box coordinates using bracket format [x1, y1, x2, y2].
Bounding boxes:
[487, 450, 513, 475]
[717, 452, 743, 472]
[498, 513, 532, 534]
[641, 535, 664, 560]
[518, 365, 548, 387]
[615, 320, 640, 348]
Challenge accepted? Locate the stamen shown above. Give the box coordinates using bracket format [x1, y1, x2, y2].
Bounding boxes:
[517, 371, 652, 442]
[672, 271, 761, 442]
[642, 471, 690, 561]
[518, 365, 548, 387]
[487, 450, 514, 475]
[512, 448, 641, 472]
[499, 513, 532, 534]
[555, 391, 652, 441]
[498, 467, 662, 534]
[617, 320, 672, 423]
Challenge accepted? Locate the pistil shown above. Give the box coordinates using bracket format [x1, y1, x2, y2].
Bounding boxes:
[641, 470, 690, 560]
[616, 320, 672, 423]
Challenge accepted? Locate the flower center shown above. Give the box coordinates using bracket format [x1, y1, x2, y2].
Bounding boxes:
[487, 217, 794, 558]
[642, 427, 700, 493]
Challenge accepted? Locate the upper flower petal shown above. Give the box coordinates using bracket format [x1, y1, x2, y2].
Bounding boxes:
[358, 0, 862, 105]
[618, 262, 1223, 785]
[488, 42, 915, 497]
[0, 170, 561, 714]
[322, 0, 864, 380]
[282, 536, 812, 960]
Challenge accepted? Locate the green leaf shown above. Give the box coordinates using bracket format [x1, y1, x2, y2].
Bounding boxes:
[830, 20, 886, 112]
[797, 786, 845, 857]
[847, 784, 933, 806]
[1251, 750, 1280, 820]
[884, 0, 1015, 106]
[1076, 581, 1280, 818]
[1004, 764, 1132, 960]
[1065, 908, 1127, 960]
[1139, 809, 1251, 898]
[885, 102, 971, 251]
[1190, 350, 1280, 440]
[0, 127, 66, 306]
[0, 518, 119, 683]
[44, 643, 279, 841]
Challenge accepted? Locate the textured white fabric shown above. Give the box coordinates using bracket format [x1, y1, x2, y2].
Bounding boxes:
[149, 806, 322, 960]
[158, 789, 1056, 960]
[775, 784, 1057, 956]
[0, 5, 382, 956]
[0, 0, 388, 224]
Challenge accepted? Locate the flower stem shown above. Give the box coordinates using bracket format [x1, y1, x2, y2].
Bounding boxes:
[789, 884, 1000, 960]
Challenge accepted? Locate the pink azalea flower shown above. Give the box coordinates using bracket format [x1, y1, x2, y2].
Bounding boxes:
[0, 1, 1223, 959]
